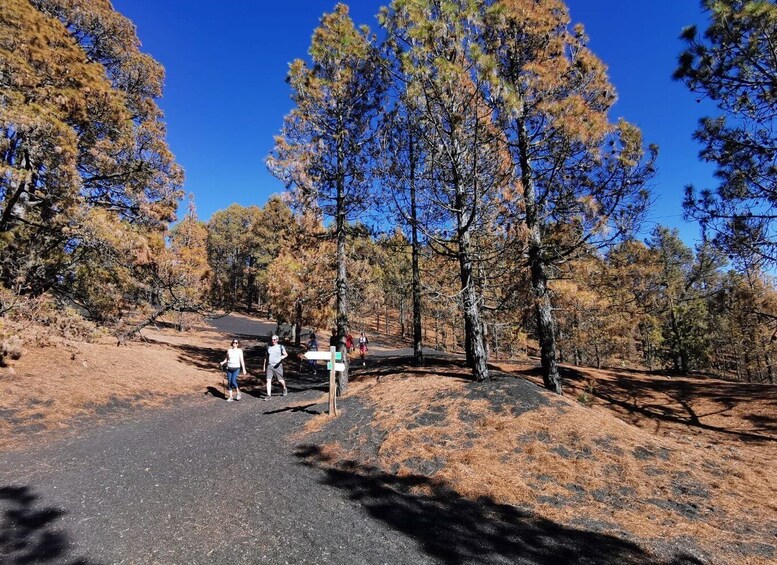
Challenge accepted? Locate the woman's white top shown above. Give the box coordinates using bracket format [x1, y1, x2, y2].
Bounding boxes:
[226, 348, 243, 368]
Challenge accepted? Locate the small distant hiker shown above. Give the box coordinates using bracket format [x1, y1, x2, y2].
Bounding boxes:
[305, 332, 318, 374]
[345, 332, 354, 352]
[219, 338, 246, 402]
[358, 331, 369, 366]
[329, 328, 340, 348]
[263, 335, 288, 400]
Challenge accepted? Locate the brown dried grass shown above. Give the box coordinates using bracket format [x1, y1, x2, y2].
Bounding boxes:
[342, 364, 777, 564]
[0, 322, 227, 451]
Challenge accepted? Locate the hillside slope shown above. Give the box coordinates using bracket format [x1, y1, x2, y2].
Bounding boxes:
[303, 358, 777, 564]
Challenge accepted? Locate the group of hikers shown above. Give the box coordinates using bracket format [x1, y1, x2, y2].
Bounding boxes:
[304, 329, 370, 371]
[218, 329, 369, 402]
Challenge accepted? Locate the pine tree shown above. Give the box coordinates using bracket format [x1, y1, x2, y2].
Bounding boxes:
[265, 213, 335, 346]
[268, 4, 387, 393]
[0, 0, 182, 320]
[676, 0, 777, 267]
[481, 0, 656, 393]
[206, 205, 261, 310]
[381, 0, 512, 381]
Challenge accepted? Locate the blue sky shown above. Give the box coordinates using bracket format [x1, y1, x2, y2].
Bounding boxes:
[111, 0, 716, 246]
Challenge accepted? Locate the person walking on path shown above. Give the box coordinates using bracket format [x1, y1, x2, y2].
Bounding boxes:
[219, 338, 246, 402]
[305, 332, 319, 374]
[263, 335, 288, 400]
[329, 328, 340, 349]
[358, 331, 369, 366]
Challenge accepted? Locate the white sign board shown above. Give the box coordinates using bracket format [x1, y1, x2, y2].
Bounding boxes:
[303, 351, 342, 361]
[327, 362, 346, 372]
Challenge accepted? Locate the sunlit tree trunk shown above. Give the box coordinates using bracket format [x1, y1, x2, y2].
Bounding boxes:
[518, 114, 561, 393]
[458, 227, 489, 380]
[410, 138, 424, 365]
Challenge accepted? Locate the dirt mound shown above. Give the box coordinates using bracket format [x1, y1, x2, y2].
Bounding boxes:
[301, 358, 777, 564]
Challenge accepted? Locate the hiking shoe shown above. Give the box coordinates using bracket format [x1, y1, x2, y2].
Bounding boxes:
[263, 395, 271, 401]
[236, 394, 241, 401]
[282, 389, 288, 397]
[227, 397, 233, 402]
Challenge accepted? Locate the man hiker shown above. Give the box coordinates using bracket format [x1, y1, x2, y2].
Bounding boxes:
[263, 335, 288, 400]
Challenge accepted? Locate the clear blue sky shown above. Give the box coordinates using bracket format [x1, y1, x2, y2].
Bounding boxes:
[111, 0, 716, 246]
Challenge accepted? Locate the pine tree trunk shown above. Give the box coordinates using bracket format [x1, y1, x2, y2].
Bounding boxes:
[399, 297, 406, 337]
[117, 303, 176, 345]
[531, 252, 561, 393]
[294, 301, 303, 347]
[410, 145, 424, 365]
[458, 228, 489, 381]
[764, 352, 775, 384]
[519, 113, 562, 394]
[335, 140, 349, 395]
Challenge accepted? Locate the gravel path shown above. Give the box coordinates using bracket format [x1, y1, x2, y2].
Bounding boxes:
[0, 387, 433, 564]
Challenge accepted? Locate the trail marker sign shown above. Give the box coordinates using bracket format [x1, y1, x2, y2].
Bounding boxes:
[303, 351, 342, 361]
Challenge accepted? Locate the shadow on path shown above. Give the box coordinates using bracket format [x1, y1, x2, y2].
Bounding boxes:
[264, 402, 324, 416]
[348, 355, 474, 383]
[0, 485, 95, 565]
[294, 445, 704, 565]
[205, 385, 227, 399]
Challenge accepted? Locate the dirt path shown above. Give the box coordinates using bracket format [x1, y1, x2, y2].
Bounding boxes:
[0, 316, 458, 564]
[0, 316, 422, 564]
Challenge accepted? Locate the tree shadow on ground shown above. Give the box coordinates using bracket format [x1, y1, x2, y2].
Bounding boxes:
[294, 445, 702, 565]
[515, 365, 777, 444]
[142, 336, 226, 372]
[348, 355, 474, 383]
[264, 402, 324, 416]
[0, 485, 95, 565]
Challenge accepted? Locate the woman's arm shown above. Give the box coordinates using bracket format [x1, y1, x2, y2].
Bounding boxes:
[239, 350, 246, 374]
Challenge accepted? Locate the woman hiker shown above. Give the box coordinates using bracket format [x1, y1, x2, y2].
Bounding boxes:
[219, 338, 246, 402]
[358, 331, 369, 366]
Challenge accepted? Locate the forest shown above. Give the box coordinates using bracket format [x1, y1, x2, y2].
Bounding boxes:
[1, 0, 776, 391]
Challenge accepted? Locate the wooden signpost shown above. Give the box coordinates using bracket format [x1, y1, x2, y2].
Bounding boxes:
[303, 348, 343, 416]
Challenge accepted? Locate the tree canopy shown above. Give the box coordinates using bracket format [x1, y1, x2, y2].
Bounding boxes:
[1, 0, 182, 319]
[676, 0, 777, 268]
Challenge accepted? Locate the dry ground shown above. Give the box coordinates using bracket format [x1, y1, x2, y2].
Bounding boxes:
[306, 359, 776, 564]
[0, 317, 259, 450]
[1, 317, 775, 564]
